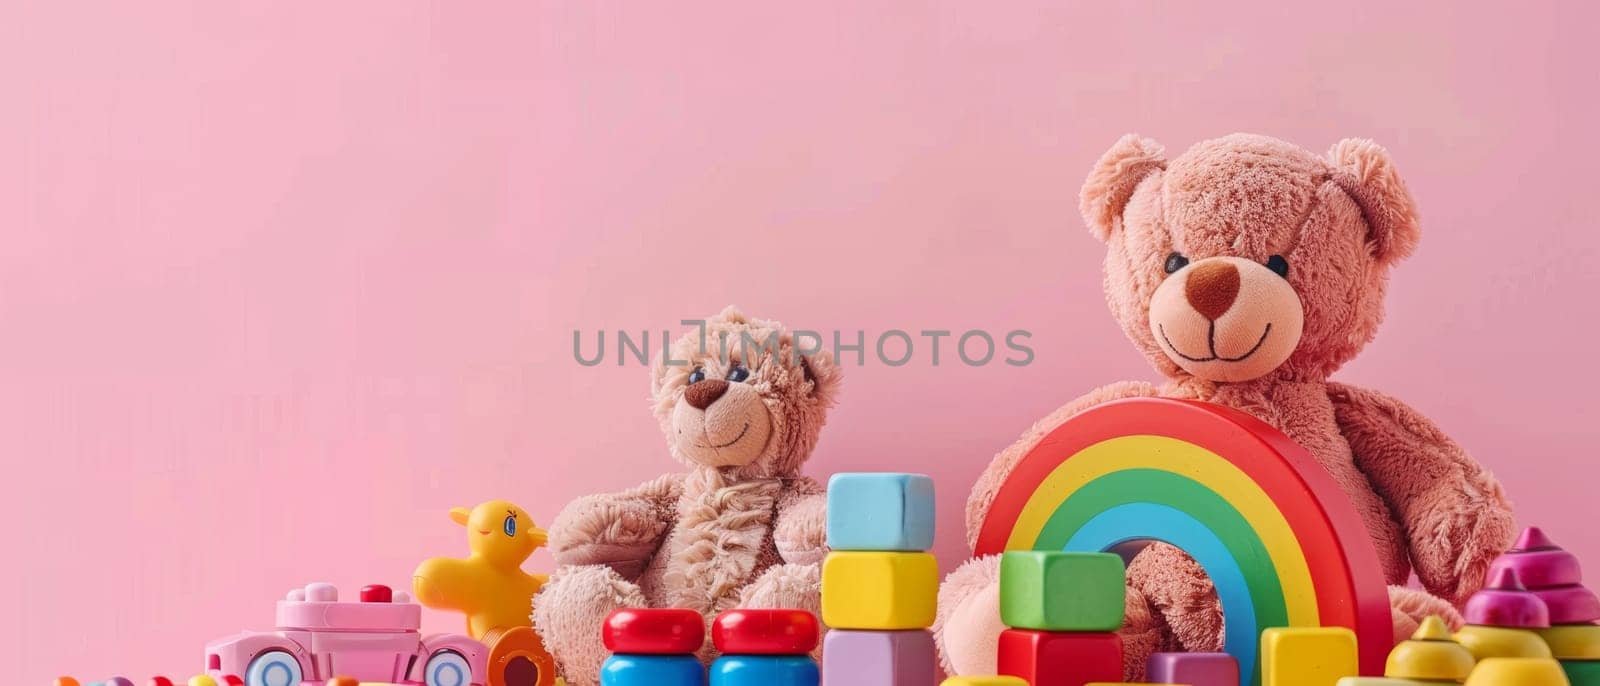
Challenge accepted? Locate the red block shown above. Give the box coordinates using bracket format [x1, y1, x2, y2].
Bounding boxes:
[997, 629, 1121, 686]
[712, 609, 820, 654]
[603, 608, 706, 654]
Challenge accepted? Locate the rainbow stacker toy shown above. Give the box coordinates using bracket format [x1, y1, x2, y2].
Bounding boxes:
[204, 581, 488, 686]
[972, 397, 1393, 686]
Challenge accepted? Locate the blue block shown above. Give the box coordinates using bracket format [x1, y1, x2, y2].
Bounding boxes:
[601, 653, 706, 686]
[826, 473, 935, 551]
[709, 655, 819, 686]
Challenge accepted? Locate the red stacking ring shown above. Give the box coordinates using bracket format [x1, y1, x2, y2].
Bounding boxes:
[603, 608, 706, 654]
[711, 609, 820, 654]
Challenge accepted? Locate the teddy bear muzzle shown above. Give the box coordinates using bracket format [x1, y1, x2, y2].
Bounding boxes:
[1147, 255, 1304, 382]
[671, 378, 775, 467]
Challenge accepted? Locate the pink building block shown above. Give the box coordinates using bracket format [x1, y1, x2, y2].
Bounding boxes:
[204, 581, 489, 686]
[820, 630, 936, 686]
[1147, 651, 1239, 686]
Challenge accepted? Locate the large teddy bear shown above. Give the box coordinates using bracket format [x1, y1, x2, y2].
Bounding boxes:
[932, 134, 1517, 680]
[533, 307, 841, 685]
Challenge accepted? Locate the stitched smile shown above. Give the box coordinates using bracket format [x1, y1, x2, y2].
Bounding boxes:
[698, 422, 750, 449]
[1159, 322, 1273, 363]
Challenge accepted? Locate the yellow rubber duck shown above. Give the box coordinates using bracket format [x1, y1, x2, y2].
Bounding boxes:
[413, 500, 549, 639]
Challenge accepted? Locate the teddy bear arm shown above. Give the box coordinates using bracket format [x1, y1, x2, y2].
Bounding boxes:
[774, 477, 827, 566]
[548, 473, 684, 576]
[1328, 382, 1516, 605]
[964, 381, 1160, 549]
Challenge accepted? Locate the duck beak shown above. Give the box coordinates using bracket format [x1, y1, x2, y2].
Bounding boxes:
[530, 527, 549, 547]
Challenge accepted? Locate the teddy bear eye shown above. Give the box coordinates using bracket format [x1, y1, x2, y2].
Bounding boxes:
[727, 365, 750, 383]
[688, 367, 706, 384]
[1266, 254, 1289, 278]
[1164, 252, 1189, 275]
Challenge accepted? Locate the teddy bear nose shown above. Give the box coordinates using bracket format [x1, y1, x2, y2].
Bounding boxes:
[1184, 260, 1241, 321]
[684, 379, 730, 410]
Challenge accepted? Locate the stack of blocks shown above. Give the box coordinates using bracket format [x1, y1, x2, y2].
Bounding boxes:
[995, 550, 1125, 686]
[600, 608, 708, 686]
[1493, 527, 1600, 686]
[821, 473, 939, 686]
[709, 609, 821, 686]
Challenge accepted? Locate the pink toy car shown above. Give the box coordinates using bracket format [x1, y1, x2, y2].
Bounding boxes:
[206, 582, 488, 686]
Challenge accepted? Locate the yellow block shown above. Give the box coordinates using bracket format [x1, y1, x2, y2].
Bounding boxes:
[940, 678, 1028, 686]
[822, 551, 937, 629]
[1463, 657, 1572, 685]
[1263, 627, 1360, 686]
[1541, 624, 1600, 660]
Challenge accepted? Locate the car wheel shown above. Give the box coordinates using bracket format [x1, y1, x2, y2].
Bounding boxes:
[423, 649, 473, 686]
[245, 649, 303, 686]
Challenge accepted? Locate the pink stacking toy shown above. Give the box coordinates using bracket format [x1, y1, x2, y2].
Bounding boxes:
[204, 581, 489, 686]
[1464, 568, 1551, 629]
[1490, 527, 1600, 625]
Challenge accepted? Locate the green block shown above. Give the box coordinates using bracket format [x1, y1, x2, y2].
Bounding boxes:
[1563, 659, 1600, 686]
[999, 550, 1125, 631]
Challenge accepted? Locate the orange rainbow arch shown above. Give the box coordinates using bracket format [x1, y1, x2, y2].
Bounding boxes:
[975, 397, 1390, 686]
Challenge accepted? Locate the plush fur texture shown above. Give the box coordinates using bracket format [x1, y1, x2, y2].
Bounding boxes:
[934, 134, 1515, 681]
[532, 307, 839, 685]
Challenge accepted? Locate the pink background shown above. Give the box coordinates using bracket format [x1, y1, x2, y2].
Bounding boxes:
[6, 1, 1599, 682]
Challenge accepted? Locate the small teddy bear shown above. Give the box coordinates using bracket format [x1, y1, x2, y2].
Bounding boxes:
[933, 134, 1517, 681]
[533, 306, 842, 685]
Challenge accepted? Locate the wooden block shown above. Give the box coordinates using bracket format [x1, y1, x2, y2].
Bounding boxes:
[1148, 651, 1239, 686]
[1262, 627, 1359, 686]
[708, 655, 819, 686]
[1463, 657, 1571, 685]
[712, 609, 819, 655]
[999, 551, 1125, 632]
[826, 473, 936, 551]
[996, 629, 1121, 686]
[821, 630, 936, 686]
[600, 654, 707, 686]
[940, 677, 1028, 686]
[821, 551, 938, 629]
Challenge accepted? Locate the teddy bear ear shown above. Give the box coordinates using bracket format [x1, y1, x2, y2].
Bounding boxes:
[1327, 138, 1421, 265]
[1079, 134, 1166, 242]
[798, 349, 842, 406]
